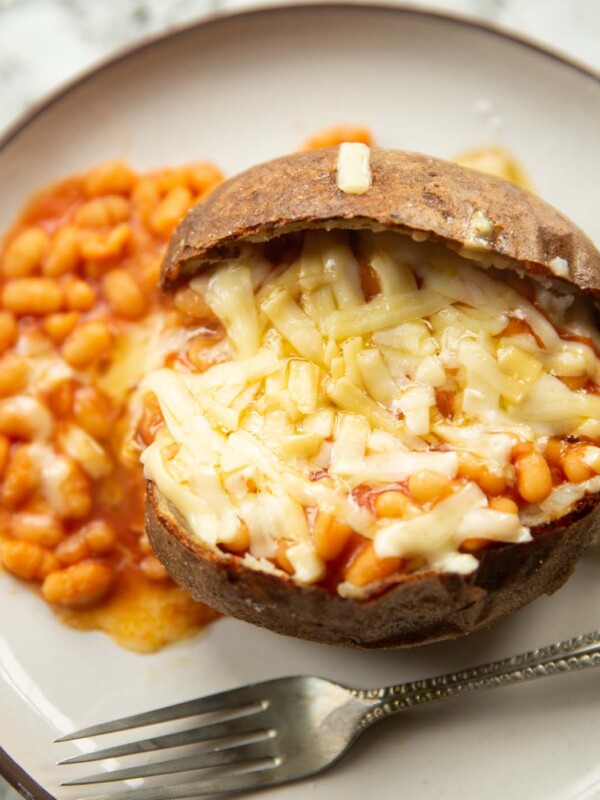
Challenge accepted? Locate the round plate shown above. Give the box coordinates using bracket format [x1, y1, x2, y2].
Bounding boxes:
[1, 6, 599, 800]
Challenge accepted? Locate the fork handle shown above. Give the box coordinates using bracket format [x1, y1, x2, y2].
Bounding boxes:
[357, 630, 600, 728]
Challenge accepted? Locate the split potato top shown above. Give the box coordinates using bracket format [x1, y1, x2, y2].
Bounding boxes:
[163, 147, 600, 297]
[139, 147, 600, 647]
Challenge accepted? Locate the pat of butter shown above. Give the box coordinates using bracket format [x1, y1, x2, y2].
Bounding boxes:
[337, 142, 372, 195]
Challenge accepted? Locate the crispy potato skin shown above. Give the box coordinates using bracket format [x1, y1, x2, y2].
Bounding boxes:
[146, 483, 599, 648]
[163, 148, 600, 297]
[153, 147, 600, 647]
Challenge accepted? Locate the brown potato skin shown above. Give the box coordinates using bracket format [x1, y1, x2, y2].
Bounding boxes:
[146, 482, 599, 648]
[152, 147, 600, 648]
[162, 148, 600, 297]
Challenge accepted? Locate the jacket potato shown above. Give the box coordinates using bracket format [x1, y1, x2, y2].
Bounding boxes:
[140, 146, 600, 647]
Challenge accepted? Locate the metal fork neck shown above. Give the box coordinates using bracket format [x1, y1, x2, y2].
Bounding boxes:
[352, 630, 600, 728]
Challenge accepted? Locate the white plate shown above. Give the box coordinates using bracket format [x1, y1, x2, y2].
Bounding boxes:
[1, 6, 600, 800]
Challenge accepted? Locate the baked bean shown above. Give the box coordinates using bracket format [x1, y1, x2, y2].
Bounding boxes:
[83, 520, 117, 554]
[140, 554, 169, 581]
[73, 386, 114, 439]
[102, 269, 147, 319]
[0, 312, 17, 354]
[85, 161, 136, 196]
[344, 542, 404, 587]
[41, 562, 114, 607]
[515, 451, 552, 504]
[561, 447, 595, 483]
[0, 396, 53, 439]
[150, 186, 193, 237]
[55, 520, 116, 564]
[45, 379, 75, 417]
[408, 470, 454, 505]
[43, 226, 80, 277]
[2, 278, 63, 315]
[374, 490, 419, 519]
[511, 440, 533, 459]
[131, 177, 161, 225]
[1, 540, 59, 580]
[62, 320, 112, 368]
[1, 445, 39, 507]
[74, 196, 130, 227]
[489, 496, 519, 514]
[139, 255, 162, 290]
[55, 531, 89, 565]
[64, 278, 96, 311]
[155, 168, 191, 194]
[80, 223, 131, 261]
[303, 125, 373, 150]
[11, 513, 65, 548]
[3, 228, 49, 278]
[313, 512, 352, 561]
[0, 354, 29, 397]
[43, 311, 80, 343]
[223, 522, 250, 554]
[187, 163, 224, 195]
[174, 286, 214, 319]
[458, 453, 506, 496]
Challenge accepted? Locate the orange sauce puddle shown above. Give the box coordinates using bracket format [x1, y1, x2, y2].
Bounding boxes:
[56, 567, 220, 653]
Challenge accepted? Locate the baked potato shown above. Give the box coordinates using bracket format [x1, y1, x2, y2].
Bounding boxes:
[140, 146, 600, 648]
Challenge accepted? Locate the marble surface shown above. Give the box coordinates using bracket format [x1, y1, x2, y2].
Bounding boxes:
[0, 1, 598, 799]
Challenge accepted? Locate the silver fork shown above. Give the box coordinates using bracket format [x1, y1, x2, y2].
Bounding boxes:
[57, 630, 600, 799]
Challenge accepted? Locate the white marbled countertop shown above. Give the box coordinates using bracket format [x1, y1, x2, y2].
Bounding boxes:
[0, 0, 598, 798]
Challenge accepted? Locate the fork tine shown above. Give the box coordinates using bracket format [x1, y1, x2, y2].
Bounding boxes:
[55, 688, 266, 742]
[80, 763, 284, 800]
[58, 713, 272, 765]
[60, 740, 277, 786]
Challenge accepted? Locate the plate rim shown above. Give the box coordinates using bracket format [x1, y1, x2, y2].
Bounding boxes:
[0, 0, 598, 156]
[0, 3, 598, 798]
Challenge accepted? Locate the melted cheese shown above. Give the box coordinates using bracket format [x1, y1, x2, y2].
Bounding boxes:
[139, 232, 600, 594]
[375, 484, 530, 573]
